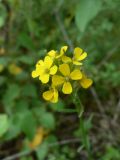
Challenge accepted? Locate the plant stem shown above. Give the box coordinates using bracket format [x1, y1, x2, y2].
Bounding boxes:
[73, 91, 93, 160]
[80, 117, 93, 160]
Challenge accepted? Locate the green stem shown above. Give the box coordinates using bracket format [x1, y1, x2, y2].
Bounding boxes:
[72, 89, 84, 117]
[73, 91, 93, 160]
[80, 117, 93, 160]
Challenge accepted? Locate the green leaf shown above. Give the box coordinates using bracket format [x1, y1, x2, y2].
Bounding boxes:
[3, 113, 23, 140]
[0, 57, 10, 66]
[0, 114, 9, 137]
[32, 106, 46, 118]
[21, 111, 37, 140]
[49, 100, 65, 111]
[0, 76, 6, 86]
[18, 55, 35, 65]
[102, 146, 120, 160]
[20, 157, 33, 160]
[0, 4, 7, 28]
[75, 0, 102, 32]
[3, 84, 21, 110]
[40, 113, 55, 130]
[3, 84, 20, 103]
[21, 84, 37, 97]
[3, 109, 35, 140]
[15, 99, 29, 113]
[38, 49, 47, 58]
[45, 135, 57, 144]
[17, 32, 35, 50]
[36, 142, 48, 160]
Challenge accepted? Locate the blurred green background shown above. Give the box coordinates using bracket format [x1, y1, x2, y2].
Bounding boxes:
[0, 0, 120, 160]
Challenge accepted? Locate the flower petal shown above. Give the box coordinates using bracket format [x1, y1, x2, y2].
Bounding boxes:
[70, 69, 82, 80]
[40, 73, 49, 83]
[32, 67, 44, 78]
[43, 88, 59, 103]
[36, 60, 44, 68]
[60, 46, 68, 56]
[73, 60, 83, 66]
[52, 75, 64, 86]
[56, 46, 68, 58]
[51, 89, 58, 103]
[62, 82, 72, 94]
[35, 60, 45, 75]
[74, 47, 83, 60]
[50, 65, 58, 75]
[59, 63, 70, 76]
[48, 50, 56, 59]
[62, 55, 72, 63]
[32, 70, 39, 78]
[78, 52, 87, 61]
[43, 90, 53, 101]
[44, 56, 53, 69]
[80, 78, 93, 89]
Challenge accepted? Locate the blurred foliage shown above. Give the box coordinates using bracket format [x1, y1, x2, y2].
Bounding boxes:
[0, 0, 120, 160]
[102, 147, 120, 160]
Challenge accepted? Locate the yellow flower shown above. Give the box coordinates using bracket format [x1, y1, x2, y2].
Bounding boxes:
[80, 73, 93, 89]
[0, 64, 4, 72]
[56, 46, 68, 58]
[52, 64, 82, 94]
[32, 56, 58, 84]
[0, 48, 5, 55]
[8, 63, 22, 75]
[58, 46, 72, 63]
[43, 87, 58, 103]
[29, 127, 48, 149]
[31, 46, 92, 103]
[73, 47, 87, 65]
[47, 50, 57, 60]
[48, 46, 71, 63]
[32, 60, 44, 78]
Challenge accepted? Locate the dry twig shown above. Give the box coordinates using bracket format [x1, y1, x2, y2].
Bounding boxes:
[2, 138, 80, 160]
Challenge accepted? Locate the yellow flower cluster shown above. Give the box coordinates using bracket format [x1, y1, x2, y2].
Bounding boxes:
[32, 46, 93, 103]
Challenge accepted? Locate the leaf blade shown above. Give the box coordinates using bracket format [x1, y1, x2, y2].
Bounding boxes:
[75, 0, 102, 32]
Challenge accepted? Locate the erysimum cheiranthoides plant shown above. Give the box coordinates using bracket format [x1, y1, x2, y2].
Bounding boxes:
[31, 46, 93, 104]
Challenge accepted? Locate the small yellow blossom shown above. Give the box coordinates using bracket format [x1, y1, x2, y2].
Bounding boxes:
[52, 63, 82, 94]
[48, 46, 71, 63]
[73, 47, 87, 65]
[32, 60, 45, 78]
[32, 56, 58, 84]
[80, 73, 93, 89]
[0, 64, 4, 72]
[47, 50, 57, 59]
[57, 46, 71, 63]
[0, 48, 5, 55]
[43, 87, 58, 103]
[56, 46, 68, 58]
[47, 46, 68, 59]
[8, 63, 22, 75]
[31, 46, 93, 103]
[61, 54, 72, 63]
[29, 127, 48, 149]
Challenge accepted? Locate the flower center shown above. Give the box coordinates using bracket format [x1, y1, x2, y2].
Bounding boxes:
[65, 76, 69, 81]
[72, 57, 76, 61]
[45, 68, 50, 74]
